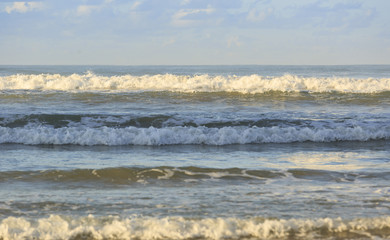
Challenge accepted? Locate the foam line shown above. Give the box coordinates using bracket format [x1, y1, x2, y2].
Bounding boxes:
[1, 72, 390, 93]
[1, 215, 389, 239]
[0, 125, 388, 145]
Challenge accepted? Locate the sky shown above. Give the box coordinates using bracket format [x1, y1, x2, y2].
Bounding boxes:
[1, 0, 390, 65]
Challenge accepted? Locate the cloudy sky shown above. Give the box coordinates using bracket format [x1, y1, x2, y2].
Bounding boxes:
[1, 0, 389, 65]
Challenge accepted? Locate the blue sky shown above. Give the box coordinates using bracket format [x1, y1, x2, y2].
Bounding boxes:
[1, 0, 389, 65]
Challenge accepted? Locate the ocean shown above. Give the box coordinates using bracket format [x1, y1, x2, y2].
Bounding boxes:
[0, 65, 389, 239]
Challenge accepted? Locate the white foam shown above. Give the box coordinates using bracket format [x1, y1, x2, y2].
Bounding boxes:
[1, 72, 389, 93]
[0, 125, 388, 145]
[1, 215, 389, 239]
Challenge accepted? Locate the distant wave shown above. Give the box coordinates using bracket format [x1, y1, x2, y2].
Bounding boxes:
[1, 72, 390, 93]
[1, 215, 389, 240]
[1, 125, 388, 145]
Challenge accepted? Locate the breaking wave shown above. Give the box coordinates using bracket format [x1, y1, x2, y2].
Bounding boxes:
[1, 215, 389, 240]
[0, 125, 389, 145]
[1, 72, 390, 93]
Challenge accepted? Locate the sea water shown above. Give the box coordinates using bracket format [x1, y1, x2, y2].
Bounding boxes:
[0, 65, 389, 239]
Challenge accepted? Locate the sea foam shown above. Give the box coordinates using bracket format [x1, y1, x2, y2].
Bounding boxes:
[1, 215, 389, 240]
[1, 72, 390, 93]
[0, 125, 388, 145]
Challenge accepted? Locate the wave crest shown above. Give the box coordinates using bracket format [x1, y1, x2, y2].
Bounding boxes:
[1, 215, 389, 240]
[1, 125, 389, 145]
[1, 72, 390, 93]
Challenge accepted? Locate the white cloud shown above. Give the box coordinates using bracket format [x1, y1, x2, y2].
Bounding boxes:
[76, 5, 100, 16]
[172, 7, 215, 27]
[246, 8, 273, 22]
[227, 36, 241, 48]
[130, 1, 142, 11]
[5, 1, 43, 14]
[180, 0, 191, 6]
[76, 0, 117, 16]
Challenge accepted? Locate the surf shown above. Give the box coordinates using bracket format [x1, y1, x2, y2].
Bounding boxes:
[1, 72, 390, 93]
[1, 215, 390, 240]
[0, 124, 389, 145]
